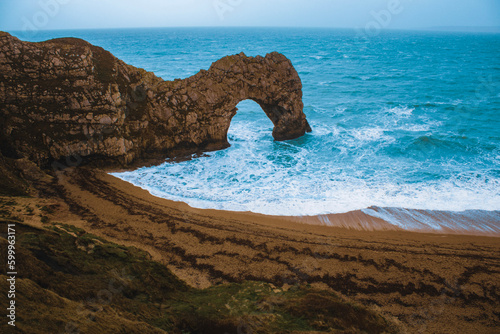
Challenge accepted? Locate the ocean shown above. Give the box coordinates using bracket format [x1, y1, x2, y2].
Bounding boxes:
[13, 28, 500, 231]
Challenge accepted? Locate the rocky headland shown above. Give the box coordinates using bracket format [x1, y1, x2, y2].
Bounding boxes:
[0, 31, 311, 168]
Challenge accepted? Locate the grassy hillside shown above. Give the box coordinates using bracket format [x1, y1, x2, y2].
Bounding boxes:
[0, 216, 400, 333]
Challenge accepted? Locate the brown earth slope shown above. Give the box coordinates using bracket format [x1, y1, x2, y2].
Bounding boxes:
[0, 221, 402, 334]
[4, 166, 497, 334]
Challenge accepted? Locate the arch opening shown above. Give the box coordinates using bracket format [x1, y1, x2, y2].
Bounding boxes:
[227, 99, 275, 143]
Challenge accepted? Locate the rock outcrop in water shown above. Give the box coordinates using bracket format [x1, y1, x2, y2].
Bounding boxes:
[0, 31, 311, 167]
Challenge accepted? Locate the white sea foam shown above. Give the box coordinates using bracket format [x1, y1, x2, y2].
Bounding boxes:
[111, 99, 500, 221]
[402, 123, 434, 132]
[385, 106, 414, 117]
[112, 161, 500, 217]
[350, 127, 387, 142]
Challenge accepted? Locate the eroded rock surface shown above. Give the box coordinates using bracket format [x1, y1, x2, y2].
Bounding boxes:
[0, 31, 311, 167]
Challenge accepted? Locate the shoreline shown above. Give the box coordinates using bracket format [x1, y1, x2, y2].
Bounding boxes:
[108, 172, 500, 238]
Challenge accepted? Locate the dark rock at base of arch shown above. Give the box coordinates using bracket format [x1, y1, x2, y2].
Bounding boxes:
[0, 31, 311, 167]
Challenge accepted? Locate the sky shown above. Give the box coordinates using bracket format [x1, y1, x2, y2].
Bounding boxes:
[0, 0, 499, 32]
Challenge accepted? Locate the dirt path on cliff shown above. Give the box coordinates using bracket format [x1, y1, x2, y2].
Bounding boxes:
[33, 167, 500, 333]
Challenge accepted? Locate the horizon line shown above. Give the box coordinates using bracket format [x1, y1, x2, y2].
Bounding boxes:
[3, 25, 500, 34]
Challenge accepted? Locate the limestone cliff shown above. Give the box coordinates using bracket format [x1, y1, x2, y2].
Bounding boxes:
[0, 31, 311, 167]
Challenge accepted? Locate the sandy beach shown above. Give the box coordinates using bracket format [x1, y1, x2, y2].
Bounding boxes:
[12, 166, 496, 333]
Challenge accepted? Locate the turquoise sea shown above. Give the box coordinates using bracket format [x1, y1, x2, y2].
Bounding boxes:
[13, 28, 500, 232]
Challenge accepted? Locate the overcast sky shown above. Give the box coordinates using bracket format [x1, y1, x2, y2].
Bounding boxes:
[1, 0, 499, 32]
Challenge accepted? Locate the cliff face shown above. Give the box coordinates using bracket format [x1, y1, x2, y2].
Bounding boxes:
[0, 31, 311, 167]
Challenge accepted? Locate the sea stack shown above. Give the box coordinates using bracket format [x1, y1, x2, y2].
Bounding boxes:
[0, 31, 311, 167]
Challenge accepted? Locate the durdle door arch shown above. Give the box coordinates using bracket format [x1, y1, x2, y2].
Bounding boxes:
[0, 32, 311, 167]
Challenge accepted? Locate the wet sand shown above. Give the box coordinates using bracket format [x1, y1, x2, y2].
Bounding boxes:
[23, 167, 500, 333]
[294, 208, 500, 237]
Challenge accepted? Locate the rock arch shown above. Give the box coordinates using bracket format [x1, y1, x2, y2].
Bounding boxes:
[175, 52, 311, 142]
[150, 52, 311, 156]
[0, 32, 311, 167]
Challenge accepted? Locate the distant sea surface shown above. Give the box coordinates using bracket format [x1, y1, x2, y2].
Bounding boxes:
[14, 28, 500, 231]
